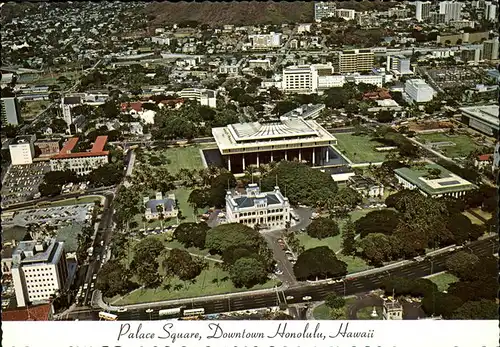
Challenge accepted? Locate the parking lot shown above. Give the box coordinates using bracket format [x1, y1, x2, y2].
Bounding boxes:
[426, 66, 487, 89]
[1, 162, 50, 207]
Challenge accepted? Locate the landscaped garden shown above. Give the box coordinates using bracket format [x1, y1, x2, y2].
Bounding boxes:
[138, 146, 205, 175]
[416, 132, 481, 158]
[333, 133, 388, 164]
[427, 272, 459, 292]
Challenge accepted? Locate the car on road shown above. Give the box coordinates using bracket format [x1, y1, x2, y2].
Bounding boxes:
[83, 283, 88, 289]
[145, 309, 153, 313]
[117, 308, 127, 312]
[92, 274, 97, 280]
[300, 228, 306, 232]
[91, 283, 95, 289]
[274, 268, 283, 275]
[302, 296, 312, 301]
[286, 296, 294, 301]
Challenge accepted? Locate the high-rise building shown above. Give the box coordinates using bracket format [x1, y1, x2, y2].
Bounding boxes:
[404, 79, 436, 103]
[430, 12, 446, 24]
[282, 65, 319, 94]
[338, 49, 374, 74]
[1, 97, 21, 126]
[439, 1, 462, 22]
[483, 37, 499, 60]
[9, 135, 36, 165]
[248, 32, 282, 49]
[335, 9, 356, 21]
[314, 1, 337, 21]
[61, 96, 82, 134]
[485, 2, 498, 22]
[416, 1, 432, 22]
[386, 55, 413, 75]
[12, 239, 69, 307]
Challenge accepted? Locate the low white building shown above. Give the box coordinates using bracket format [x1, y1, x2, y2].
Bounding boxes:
[225, 184, 291, 230]
[151, 36, 171, 45]
[348, 176, 384, 198]
[143, 192, 178, 220]
[12, 239, 69, 307]
[50, 136, 109, 175]
[404, 79, 436, 103]
[9, 135, 36, 165]
[179, 88, 217, 108]
[248, 32, 282, 49]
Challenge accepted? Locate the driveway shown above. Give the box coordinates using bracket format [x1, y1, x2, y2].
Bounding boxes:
[263, 230, 297, 287]
[289, 207, 313, 231]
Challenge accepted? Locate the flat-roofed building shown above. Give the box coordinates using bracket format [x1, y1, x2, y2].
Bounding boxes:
[248, 32, 282, 49]
[212, 118, 337, 173]
[482, 37, 499, 60]
[416, 1, 432, 22]
[34, 140, 60, 158]
[459, 105, 499, 137]
[1, 97, 21, 125]
[394, 164, 478, 198]
[314, 2, 337, 21]
[338, 49, 374, 74]
[50, 136, 109, 175]
[9, 135, 36, 165]
[178, 88, 217, 108]
[11, 238, 69, 307]
[404, 79, 436, 103]
[225, 184, 290, 230]
[282, 65, 319, 94]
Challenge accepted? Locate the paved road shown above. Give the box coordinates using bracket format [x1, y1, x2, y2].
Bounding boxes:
[66, 236, 497, 320]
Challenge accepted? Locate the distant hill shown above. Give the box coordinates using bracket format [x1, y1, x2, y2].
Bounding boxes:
[143, 1, 398, 27]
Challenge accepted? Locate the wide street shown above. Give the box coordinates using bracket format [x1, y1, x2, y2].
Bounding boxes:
[62, 236, 497, 321]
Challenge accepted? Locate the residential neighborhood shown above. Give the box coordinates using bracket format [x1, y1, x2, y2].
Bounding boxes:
[1, 0, 498, 334]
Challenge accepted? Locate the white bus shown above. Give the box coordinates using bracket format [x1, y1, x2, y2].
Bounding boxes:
[99, 312, 118, 321]
[183, 308, 205, 317]
[159, 307, 182, 317]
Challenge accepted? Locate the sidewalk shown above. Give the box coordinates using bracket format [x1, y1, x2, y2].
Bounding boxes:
[164, 247, 222, 263]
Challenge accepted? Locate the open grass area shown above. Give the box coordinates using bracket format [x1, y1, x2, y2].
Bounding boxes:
[462, 211, 483, 225]
[38, 196, 102, 207]
[427, 272, 459, 292]
[21, 100, 51, 119]
[416, 133, 481, 158]
[356, 306, 383, 320]
[111, 261, 279, 305]
[333, 133, 388, 164]
[337, 254, 372, 274]
[139, 146, 205, 175]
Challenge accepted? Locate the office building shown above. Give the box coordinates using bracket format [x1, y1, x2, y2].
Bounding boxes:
[338, 49, 374, 74]
[461, 47, 482, 64]
[12, 239, 69, 307]
[459, 105, 499, 137]
[178, 88, 217, 108]
[314, 1, 337, 21]
[386, 55, 413, 75]
[482, 37, 499, 60]
[394, 164, 478, 198]
[485, 2, 498, 22]
[50, 136, 109, 175]
[225, 184, 291, 230]
[430, 12, 446, 24]
[9, 135, 36, 165]
[212, 118, 337, 173]
[248, 32, 282, 49]
[1, 97, 21, 126]
[282, 65, 319, 94]
[404, 79, 436, 103]
[439, 1, 463, 22]
[335, 9, 356, 21]
[416, 1, 432, 22]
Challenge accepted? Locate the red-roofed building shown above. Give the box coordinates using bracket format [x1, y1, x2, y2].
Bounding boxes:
[121, 102, 143, 113]
[363, 89, 392, 100]
[158, 98, 185, 109]
[2, 303, 54, 321]
[50, 136, 109, 175]
[474, 154, 493, 169]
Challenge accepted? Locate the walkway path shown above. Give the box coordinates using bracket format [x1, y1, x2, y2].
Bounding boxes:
[164, 246, 223, 263]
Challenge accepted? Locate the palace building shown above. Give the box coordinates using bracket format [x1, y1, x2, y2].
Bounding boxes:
[212, 118, 337, 173]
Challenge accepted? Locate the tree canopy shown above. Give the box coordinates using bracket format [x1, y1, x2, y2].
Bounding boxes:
[173, 222, 209, 249]
[229, 257, 269, 288]
[162, 248, 205, 281]
[451, 300, 498, 320]
[445, 251, 479, 279]
[306, 217, 340, 239]
[293, 246, 347, 281]
[355, 209, 400, 238]
[95, 261, 134, 297]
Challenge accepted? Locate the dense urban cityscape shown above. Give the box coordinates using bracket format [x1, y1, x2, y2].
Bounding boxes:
[1, 0, 498, 324]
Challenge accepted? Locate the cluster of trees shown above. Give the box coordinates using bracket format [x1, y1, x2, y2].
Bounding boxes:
[188, 170, 237, 209]
[351, 190, 486, 266]
[152, 100, 238, 140]
[306, 217, 340, 240]
[293, 246, 347, 281]
[372, 127, 420, 159]
[39, 170, 81, 197]
[260, 161, 338, 207]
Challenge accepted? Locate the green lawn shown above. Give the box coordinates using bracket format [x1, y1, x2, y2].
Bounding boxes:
[416, 133, 481, 158]
[30, 70, 82, 86]
[140, 146, 205, 175]
[21, 100, 51, 119]
[297, 233, 342, 252]
[313, 298, 357, 320]
[111, 262, 279, 305]
[38, 196, 101, 207]
[427, 272, 459, 292]
[462, 211, 483, 225]
[337, 254, 372, 274]
[333, 133, 388, 164]
[356, 306, 383, 320]
[471, 208, 492, 221]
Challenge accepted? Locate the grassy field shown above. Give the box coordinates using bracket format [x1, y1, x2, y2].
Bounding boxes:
[38, 196, 101, 207]
[112, 262, 279, 304]
[21, 100, 51, 119]
[462, 211, 483, 225]
[313, 298, 357, 320]
[333, 133, 388, 164]
[416, 133, 480, 158]
[140, 146, 205, 175]
[337, 254, 372, 274]
[427, 272, 459, 292]
[29, 70, 82, 86]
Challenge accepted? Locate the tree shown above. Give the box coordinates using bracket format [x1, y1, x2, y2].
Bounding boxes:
[452, 300, 498, 320]
[445, 213, 474, 245]
[130, 237, 164, 287]
[376, 110, 394, 123]
[328, 187, 362, 210]
[87, 163, 123, 187]
[324, 293, 345, 309]
[95, 261, 134, 297]
[272, 100, 299, 115]
[209, 172, 237, 208]
[229, 257, 268, 288]
[162, 248, 204, 281]
[38, 183, 62, 197]
[422, 292, 463, 319]
[354, 209, 400, 238]
[173, 222, 209, 249]
[382, 277, 438, 298]
[306, 217, 340, 239]
[446, 251, 480, 279]
[135, 262, 162, 288]
[358, 233, 395, 266]
[293, 246, 347, 281]
[341, 218, 356, 256]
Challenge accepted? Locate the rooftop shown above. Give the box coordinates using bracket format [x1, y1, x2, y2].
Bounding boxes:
[12, 239, 64, 267]
[394, 164, 478, 195]
[52, 136, 108, 159]
[227, 184, 288, 209]
[459, 105, 499, 129]
[146, 198, 176, 212]
[2, 303, 53, 321]
[63, 96, 81, 105]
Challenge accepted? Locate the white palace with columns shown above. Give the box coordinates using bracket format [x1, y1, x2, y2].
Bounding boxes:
[212, 117, 337, 173]
[225, 184, 291, 230]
